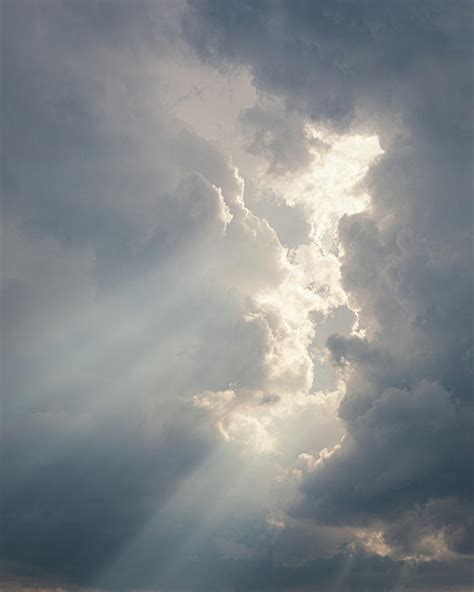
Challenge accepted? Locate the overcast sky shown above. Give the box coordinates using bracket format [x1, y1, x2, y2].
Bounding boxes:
[1, 1, 473, 591]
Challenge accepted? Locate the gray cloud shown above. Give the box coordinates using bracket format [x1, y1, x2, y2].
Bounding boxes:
[2, 0, 473, 590]
[2, 2, 339, 588]
[1, 1, 284, 584]
[185, 0, 474, 571]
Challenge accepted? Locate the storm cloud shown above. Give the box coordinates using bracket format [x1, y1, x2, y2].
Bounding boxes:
[1, 1, 473, 591]
[185, 0, 474, 567]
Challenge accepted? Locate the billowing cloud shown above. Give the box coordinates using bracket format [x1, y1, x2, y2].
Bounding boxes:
[2, 1, 472, 591]
[185, 0, 473, 577]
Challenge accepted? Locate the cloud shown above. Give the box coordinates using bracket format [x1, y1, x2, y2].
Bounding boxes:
[185, 0, 474, 569]
[2, 1, 347, 587]
[2, 0, 472, 590]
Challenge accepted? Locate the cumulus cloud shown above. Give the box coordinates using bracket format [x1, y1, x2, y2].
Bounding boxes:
[2, 1, 472, 590]
[185, 0, 474, 577]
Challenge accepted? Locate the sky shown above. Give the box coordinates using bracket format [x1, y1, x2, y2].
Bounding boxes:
[1, 1, 473, 591]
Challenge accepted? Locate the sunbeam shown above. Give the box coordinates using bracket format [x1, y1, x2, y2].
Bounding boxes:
[2, 2, 472, 591]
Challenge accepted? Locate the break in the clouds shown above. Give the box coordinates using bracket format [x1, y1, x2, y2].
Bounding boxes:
[1, 1, 472, 591]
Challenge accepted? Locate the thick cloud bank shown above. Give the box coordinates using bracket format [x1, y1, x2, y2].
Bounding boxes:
[1, 1, 473, 591]
[185, 0, 473, 575]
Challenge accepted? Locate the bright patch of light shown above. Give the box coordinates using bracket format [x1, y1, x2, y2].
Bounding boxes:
[264, 126, 383, 245]
[194, 128, 382, 458]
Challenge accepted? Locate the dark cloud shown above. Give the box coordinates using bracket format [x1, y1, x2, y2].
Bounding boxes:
[185, 0, 474, 571]
[2, 0, 473, 590]
[2, 402, 214, 584]
[184, 0, 473, 139]
[5, 545, 470, 592]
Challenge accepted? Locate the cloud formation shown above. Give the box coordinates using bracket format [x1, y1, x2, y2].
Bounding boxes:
[186, 0, 474, 573]
[2, 1, 473, 591]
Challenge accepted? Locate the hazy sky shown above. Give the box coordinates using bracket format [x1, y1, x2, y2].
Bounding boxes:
[1, 1, 473, 591]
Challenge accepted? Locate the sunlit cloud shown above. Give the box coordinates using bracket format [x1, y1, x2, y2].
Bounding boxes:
[2, 2, 472, 591]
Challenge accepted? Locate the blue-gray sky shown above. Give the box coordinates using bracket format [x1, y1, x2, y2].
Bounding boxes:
[1, 1, 473, 591]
